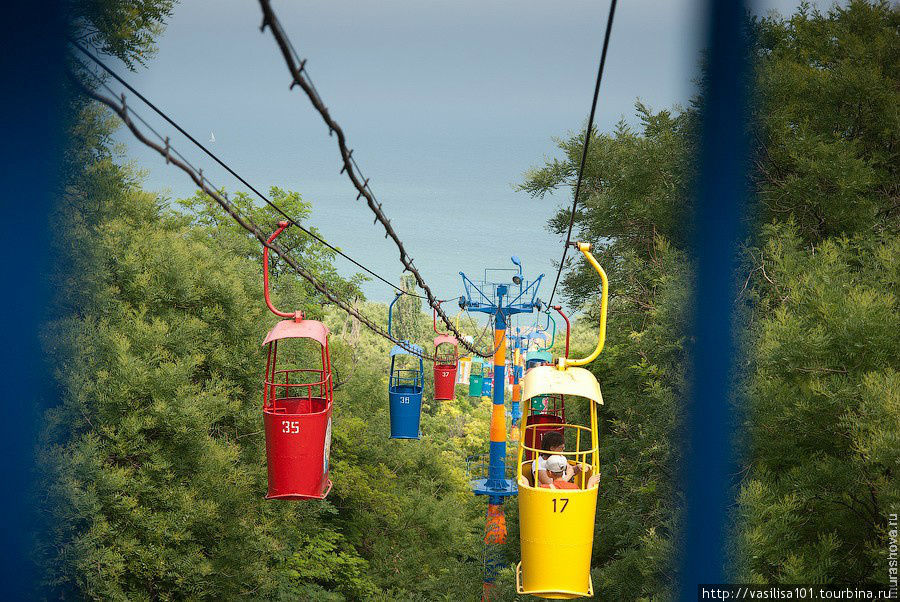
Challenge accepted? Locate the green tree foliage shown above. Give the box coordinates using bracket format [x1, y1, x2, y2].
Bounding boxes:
[70, 0, 176, 68]
[40, 176, 326, 598]
[734, 0, 899, 586]
[520, 108, 693, 602]
[519, 1, 898, 598]
[750, 0, 899, 240]
[737, 225, 899, 583]
[519, 103, 697, 305]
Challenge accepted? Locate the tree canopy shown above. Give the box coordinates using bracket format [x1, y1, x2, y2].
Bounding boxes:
[40, 1, 900, 599]
[519, 0, 898, 597]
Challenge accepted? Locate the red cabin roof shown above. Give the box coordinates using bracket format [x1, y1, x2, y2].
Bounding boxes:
[262, 319, 329, 346]
[434, 334, 458, 348]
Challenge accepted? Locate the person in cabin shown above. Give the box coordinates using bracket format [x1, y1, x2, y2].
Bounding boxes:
[540, 455, 602, 490]
[535, 431, 580, 486]
[540, 455, 580, 489]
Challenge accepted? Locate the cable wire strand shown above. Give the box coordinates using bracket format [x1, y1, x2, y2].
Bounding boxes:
[546, 0, 618, 308]
[68, 40, 446, 302]
[255, 0, 482, 354]
[67, 68, 500, 359]
[68, 72, 434, 361]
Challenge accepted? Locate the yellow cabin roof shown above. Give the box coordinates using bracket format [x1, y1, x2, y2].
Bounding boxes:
[521, 365, 603, 405]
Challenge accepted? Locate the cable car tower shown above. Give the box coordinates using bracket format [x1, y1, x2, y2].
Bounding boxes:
[507, 328, 528, 442]
[458, 256, 543, 600]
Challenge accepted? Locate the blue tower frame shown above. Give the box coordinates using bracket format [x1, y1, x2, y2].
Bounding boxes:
[459, 257, 543, 596]
[459, 259, 543, 498]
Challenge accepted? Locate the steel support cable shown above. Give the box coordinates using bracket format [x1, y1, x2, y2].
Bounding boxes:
[469, 312, 491, 346]
[466, 309, 504, 357]
[71, 71, 500, 359]
[546, 0, 618, 308]
[255, 0, 481, 355]
[68, 40, 456, 303]
[453, 310, 493, 358]
[68, 74, 479, 362]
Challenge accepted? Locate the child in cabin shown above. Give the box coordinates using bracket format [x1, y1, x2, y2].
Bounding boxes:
[540, 455, 579, 489]
[535, 431, 580, 486]
[540, 455, 602, 490]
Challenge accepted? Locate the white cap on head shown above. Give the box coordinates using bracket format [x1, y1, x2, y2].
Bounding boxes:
[545, 455, 568, 474]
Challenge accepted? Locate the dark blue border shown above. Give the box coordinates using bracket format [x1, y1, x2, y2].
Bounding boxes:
[0, 1, 68, 597]
[680, 1, 751, 598]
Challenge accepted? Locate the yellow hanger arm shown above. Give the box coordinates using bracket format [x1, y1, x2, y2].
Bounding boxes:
[559, 242, 608, 369]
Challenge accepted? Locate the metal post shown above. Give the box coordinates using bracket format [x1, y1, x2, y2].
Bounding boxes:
[459, 264, 542, 600]
[510, 329, 523, 440]
[482, 288, 510, 599]
[486, 287, 508, 495]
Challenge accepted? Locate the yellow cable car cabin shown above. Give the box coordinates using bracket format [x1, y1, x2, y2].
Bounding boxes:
[515, 242, 608, 600]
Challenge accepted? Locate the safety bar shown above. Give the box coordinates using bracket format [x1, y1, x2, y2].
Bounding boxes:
[390, 369, 424, 389]
[465, 453, 489, 480]
[516, 423, 599, 484]
[530, 393, 566, 419]
[264, 368, 331, 408]
[434, 350, 458, 365]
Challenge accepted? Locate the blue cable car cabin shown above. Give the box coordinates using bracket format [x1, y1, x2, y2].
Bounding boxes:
[525, 349, 554, 412]
[525, 349, 553, 371]
[388, 343, 425, 439]
[386, 292, 425, 439]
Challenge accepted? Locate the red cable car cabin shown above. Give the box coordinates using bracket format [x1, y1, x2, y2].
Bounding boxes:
[259, 220, 334, 500]
[522, 393, 565, 462]
[433, 334, 459, 401]
[431, 304, 459, 401]
[262, 319, 334, 500]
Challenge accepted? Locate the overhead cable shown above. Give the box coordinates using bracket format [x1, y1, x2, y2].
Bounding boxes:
[69, 40, 446, 302]
[68, 70, 499, 359]
[255, 0, 481, 351]
[546, 0, 618, 308]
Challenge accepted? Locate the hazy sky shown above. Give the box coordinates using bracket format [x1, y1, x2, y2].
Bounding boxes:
[107, 0, 834, 310]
